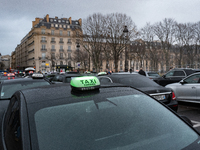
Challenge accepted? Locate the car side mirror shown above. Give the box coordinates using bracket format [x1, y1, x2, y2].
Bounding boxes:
[180, 80, 185, 85]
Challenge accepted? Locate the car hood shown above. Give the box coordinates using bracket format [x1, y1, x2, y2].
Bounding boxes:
[153, 77, 163, 81]
[137, 86, 171, 95]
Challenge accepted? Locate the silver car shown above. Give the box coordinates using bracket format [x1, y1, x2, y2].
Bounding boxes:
[165, 72, 200, 103]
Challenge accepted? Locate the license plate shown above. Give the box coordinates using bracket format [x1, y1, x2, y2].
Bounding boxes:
[153, 95, 165, 100]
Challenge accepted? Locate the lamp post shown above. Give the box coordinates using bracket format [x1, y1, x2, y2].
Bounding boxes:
[123, 26, 128, 72]
[76, 43, 80, 72]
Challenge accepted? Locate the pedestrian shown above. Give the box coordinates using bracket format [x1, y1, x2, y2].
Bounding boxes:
[138, 68, 146, 76]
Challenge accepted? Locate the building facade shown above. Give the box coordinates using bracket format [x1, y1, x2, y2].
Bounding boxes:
[15, 14, 82, 73]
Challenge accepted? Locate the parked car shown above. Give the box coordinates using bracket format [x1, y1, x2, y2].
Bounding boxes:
[153, 68, 199, 86]
[0, 76, 199, 150]
[107, 74, 178, 112]
[50, 73, 81, 84]
[166, 72, 200, 103]
[145, 71, 160, 79]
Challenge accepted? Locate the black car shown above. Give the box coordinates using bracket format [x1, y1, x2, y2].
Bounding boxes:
[50, 73, 81, 84]
[0, 76, 199, 150]
[153, 68, 199, 86]
[0, 73, 51, 100]
[108, 74, 178, 112]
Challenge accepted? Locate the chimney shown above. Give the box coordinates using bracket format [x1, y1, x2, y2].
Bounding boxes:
[46, 14, 49, 22]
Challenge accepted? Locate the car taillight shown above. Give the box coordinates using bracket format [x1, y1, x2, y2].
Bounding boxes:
[172, 91, 176, 100]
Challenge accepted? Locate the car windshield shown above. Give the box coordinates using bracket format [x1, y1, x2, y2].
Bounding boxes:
[0, 81, 50, 99]
[147, 73, 160, 77]
[31, 93, 198, 150]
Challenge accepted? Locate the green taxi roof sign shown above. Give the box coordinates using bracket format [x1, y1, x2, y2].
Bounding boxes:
[70, 76, 100, 91]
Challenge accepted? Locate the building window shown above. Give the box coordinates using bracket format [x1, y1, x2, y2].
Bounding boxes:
[41, 37, 46, 42]
[63, 25, 66, 28]
[41, 29, 45, 34]
[60, 30, 63, 36]
[60, 45, 63, 50]
[60, 61, 63, 65]
[51, 53, 55, 59]
[59, 38, 63, 43]
[50, 19, 53, 22]
[51, 45, 55, 49]
[51, 24, 54, 27]
[68, 39, 71, 43]
[59, 25, 62, 28]
[60, 53, 63, 59]
[68, 61, 71, 66]
[76, 32, 79, 37]
[58, 20, 61, 23]
[67, 31, 70, 36]
[51, 30, 54, 35]
[42, 53, 46, 59]
[55, 24, 58, 27]
[68, 53, 71, 59]
[42, 45, 46, 50]
[51, 37, 55, 43]
[68, 46, 71, 50]
[42, 61, 46, 66]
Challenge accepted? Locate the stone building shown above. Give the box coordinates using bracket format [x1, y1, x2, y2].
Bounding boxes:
[15, 14, 82, 73]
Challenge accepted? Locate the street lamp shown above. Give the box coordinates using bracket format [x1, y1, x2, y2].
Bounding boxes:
[76, 43, 80, 72]
[123, 26, 128, 72]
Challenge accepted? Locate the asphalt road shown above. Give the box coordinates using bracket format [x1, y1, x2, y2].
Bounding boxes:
[177, 102, 200, 132]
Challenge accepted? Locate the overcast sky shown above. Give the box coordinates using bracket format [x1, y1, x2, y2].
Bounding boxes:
[0, 0, 200, 56]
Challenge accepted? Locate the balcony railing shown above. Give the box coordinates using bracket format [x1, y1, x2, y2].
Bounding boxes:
[41, 48, 47, 52]
[67, 41, 72, 44]
[51, 49, 56, 52]
[59, 41, 64, 44]
[67, 49, 72, 52]
[51, 41, 56, 43]
[59, 49, 64, 52]
[40, 40, 47, 43]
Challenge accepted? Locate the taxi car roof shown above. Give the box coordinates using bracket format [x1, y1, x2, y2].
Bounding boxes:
[1, 78, 47, 84]
[17, 83, 135, 104]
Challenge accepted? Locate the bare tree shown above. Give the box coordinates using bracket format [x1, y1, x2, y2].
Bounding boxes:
[81, 13, 106, 72]
[183, 23, 196, 68]
[194, 22, 200, 67]
[153, 18, 176, 71]
[72, 47, 89, 71]
[139, 23, 160, 71]
[105, 13, 137, 72]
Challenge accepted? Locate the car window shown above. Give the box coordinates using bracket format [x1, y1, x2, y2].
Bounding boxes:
[64, 77, 72, 83]
[0, 81, 50, 99]
[32, 94, 198, 150]
[173, 71, 185, 76]
[52, 75, 63, 82]
[4, 96, 22, 150]
[165, 71, 174, 77]
[184, 74, 200, 83]
[147, 73, 160, 77]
